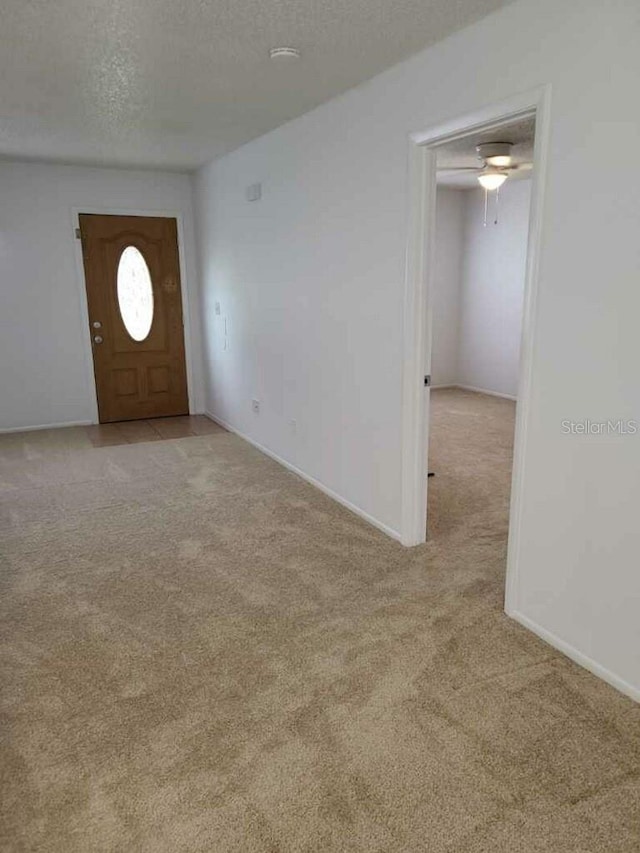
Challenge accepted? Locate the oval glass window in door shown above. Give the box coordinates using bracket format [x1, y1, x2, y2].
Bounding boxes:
[117, 246, 154, 341]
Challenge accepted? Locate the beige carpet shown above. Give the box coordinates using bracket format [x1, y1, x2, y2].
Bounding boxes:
[1, 390, 638, 852]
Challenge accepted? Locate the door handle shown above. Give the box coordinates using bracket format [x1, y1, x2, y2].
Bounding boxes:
[93, 335, 103, 344]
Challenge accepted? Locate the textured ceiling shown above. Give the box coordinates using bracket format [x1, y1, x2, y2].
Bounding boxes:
[436, 115, 535, 188]
[0, 0, 511, 170]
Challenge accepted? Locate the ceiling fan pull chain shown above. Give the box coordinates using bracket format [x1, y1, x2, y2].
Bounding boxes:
[483, 187, 488, 227]
[494, 185, 500, 225]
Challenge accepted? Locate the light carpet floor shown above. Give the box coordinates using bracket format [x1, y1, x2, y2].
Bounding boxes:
[1, 389, 639, 852]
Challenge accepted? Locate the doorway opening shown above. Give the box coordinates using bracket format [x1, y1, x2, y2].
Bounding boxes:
[79, 214, 190, 423]
[400, 88, 550, 615]
[427, 116, 535, 547]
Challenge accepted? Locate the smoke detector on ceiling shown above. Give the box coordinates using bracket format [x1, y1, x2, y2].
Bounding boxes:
[269, 47, 301, 60]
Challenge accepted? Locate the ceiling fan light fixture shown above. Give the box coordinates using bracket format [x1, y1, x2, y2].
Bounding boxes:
[486, 154, 512, 167]
[476, 142, 514, 169]
[477, 170, 508, 191]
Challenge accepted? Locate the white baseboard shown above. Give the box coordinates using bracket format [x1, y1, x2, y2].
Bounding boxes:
[455, 384, 517, 401]
[0, 419, 94, 434]
[205, 410, 402, 543]
[507, 607, 640, 704]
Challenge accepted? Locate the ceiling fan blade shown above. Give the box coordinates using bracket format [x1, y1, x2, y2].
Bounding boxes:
[436, 166, 479, 172]
[509, 162, 534, 171]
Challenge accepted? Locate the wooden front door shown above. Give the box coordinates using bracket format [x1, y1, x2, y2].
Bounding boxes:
[79, 214, 189, 423]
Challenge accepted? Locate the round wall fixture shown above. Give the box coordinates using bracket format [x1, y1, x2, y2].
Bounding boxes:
[269, 47, 301, 60]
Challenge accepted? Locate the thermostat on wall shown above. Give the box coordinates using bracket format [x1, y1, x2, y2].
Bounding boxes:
[246, 183, 262, 202]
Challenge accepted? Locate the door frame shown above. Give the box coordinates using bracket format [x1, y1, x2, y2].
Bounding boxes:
[400, 85, 552, 612]
[71, 207, 197, 422]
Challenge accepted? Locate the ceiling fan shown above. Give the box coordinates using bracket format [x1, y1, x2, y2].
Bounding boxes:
[438, 142, 533, 189]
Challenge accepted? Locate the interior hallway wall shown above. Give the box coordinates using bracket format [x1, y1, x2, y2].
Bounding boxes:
[195, 0, 640, 698]
[457, 179, 531, 398]
[0, 161, 204, 431]
[431, 188, 464, 387]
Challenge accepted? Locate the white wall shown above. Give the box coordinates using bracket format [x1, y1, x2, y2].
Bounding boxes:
[0, 161, 204, 430]
[431, 188, 464, 387]
[195, 0, 640, 698]
[457, 179, 531, 398]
